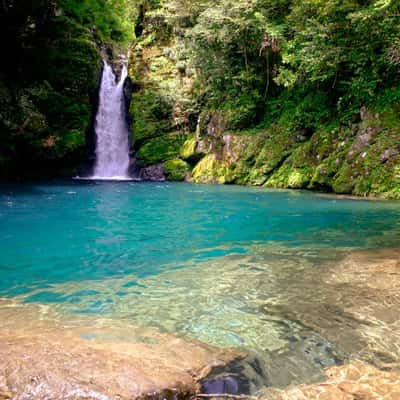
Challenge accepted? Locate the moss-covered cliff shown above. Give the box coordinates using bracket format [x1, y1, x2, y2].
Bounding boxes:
[128, 0, 400, 199]
[0, 0, 137, 179]
[184, 108, 400, 199]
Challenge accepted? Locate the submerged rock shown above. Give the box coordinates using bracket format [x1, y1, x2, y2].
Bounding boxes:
[0, 326, 242, 400]
[262, 248, 400, 399]
[264, 362, 400, 400]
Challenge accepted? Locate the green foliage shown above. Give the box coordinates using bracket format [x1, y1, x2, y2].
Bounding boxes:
[181, 0, 285, 128]
[131, 89, 173, 144]
[163, 159, 190, 180]
[2, 0, 398, 196]
[59, 0, 138, 44]
[278, 0, 400, 119]
[0, 0, 141, 177]
[136, 133, 185, 166]
[154, 0, 399, 132]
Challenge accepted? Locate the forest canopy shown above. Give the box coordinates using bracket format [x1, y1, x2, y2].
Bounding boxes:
[150, 0, 400, 130]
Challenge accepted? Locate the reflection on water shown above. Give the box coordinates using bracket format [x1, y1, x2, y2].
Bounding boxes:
[2, 245, 399, 391]
[0, 182, 399, 295]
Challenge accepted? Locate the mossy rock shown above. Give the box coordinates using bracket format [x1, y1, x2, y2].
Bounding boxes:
[288, 170, 311, 189]
[180, 136, 199, 162]
[266, 164, 311, 189]
[164, 159, 190, 181]
[191, 154, 231, 184]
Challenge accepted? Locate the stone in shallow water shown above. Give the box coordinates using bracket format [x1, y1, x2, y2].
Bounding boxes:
[263, 362, 400, 400]
[0, 326, 243, 400]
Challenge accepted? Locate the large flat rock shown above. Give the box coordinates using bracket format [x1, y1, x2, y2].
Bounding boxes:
[0, 326, 242, 400]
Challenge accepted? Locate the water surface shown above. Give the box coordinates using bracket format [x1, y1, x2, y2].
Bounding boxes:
[0, 181, 399, 390]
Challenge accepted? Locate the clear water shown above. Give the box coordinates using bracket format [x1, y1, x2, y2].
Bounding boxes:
[0, 181, 399, 389]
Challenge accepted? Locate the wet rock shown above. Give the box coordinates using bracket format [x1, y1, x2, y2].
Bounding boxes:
[325, 248, 400, 369]
[141, 163, 166, 181]
[180, 137, 204, 163]
[0, 326, 242, 400]
[347, 131, 373, 161]
[200, 355, 268, 396]
[207, 113, 226, 138]
[202, 376, 240, 395]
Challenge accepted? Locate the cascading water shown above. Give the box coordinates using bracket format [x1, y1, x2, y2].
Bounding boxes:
[91, 61, 131, 180]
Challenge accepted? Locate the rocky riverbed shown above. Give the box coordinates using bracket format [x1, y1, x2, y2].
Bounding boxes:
[262, 248, 400, 400]
[264, 362, 400, 400]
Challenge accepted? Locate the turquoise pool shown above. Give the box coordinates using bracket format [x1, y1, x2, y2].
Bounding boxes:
[0, 181, 399, 388]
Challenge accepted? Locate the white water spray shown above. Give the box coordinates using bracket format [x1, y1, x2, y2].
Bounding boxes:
[91, 61, 131, 180]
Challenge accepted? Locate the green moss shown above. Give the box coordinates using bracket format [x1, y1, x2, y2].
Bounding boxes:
[180, 136, 197, 161]
[220, 128, 299, 186]
[324, 110, 400, 197]
[191, 154, 230, 184]
[129, 15, 199, 155]
[331, 166, 356, 194]
[164, 159, 190, 181]
[131, 89, 173, 145]
[288, 170, 310, 188]
[265, 164, 312, 189]
[136, 132, 185, 166]
[128, 3, 399, 200]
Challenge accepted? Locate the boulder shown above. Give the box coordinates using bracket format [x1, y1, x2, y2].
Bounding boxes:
[141, 163, 166, 181]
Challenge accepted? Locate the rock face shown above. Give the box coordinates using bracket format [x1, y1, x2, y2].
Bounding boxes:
[140, 163, 166, 181]
[0, 326, 241, 400]
[182, 110, 400, 199]
[163, 159, 190, 181]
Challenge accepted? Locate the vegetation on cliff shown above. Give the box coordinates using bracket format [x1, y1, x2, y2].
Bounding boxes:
[130, 0, 400, 198]
[0, 0, 138, 178]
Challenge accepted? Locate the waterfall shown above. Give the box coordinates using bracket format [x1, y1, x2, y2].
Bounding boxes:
[91, 61, 131, 180]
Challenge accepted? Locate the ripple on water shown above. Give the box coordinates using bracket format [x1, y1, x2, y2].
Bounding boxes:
[1, 246, 396, 390]
[0, 182, 399, 392]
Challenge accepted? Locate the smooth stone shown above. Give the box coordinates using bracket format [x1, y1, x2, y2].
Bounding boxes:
[0, 325, 243, 400]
